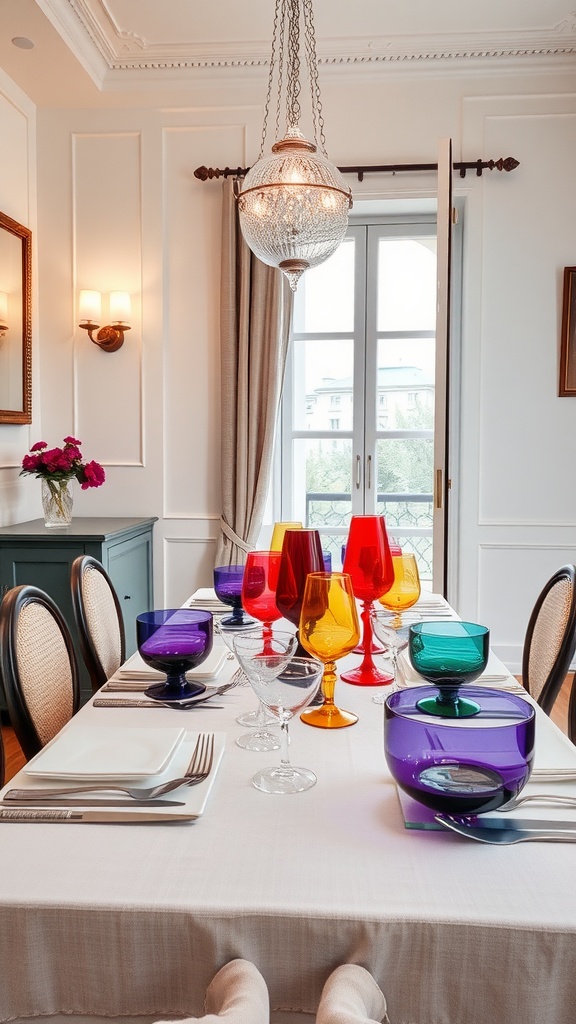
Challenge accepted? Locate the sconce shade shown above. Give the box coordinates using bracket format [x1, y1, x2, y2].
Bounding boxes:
[78, 289, 131, 353]
[109, 291, 131, 324]
[0, 291, 8, 330]
[79, 289, 102, 324]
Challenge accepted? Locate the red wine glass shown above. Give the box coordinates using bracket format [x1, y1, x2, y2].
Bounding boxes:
[275, 528, 324, 658]
[340, 515, 395, 686]
[241, 550, 282, 648]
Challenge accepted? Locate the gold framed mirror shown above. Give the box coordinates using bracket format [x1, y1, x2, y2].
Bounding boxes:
[0, 211, 31, 424]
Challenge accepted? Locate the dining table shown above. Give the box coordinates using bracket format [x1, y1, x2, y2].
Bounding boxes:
[1, 594, 576, 1024]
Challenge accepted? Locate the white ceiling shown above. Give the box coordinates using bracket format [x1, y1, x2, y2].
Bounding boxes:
[0, 0, 575, 105]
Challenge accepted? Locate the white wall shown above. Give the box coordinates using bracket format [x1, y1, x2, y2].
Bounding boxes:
[1, 62, 576, 670]
[0, 68, 38, 526]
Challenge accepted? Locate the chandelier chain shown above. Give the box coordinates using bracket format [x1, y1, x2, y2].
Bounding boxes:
[258, 0, 280, 160]
[275, 1, 287, 146]
[286, 0, 302, 130]
[302, 0, 326, 154]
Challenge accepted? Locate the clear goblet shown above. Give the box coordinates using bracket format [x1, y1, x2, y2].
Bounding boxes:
[233, 630, 298, 751]
[214, 619, 278, 728]
[370, 611, 411, 704]
[244, 656, 324, 794]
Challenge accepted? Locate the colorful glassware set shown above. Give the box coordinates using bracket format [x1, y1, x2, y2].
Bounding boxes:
[138, 519, 526, 805]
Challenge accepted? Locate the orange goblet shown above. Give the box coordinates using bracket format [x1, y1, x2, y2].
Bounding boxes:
[299, 572, 360, 729]
[379, 552, 421, 627]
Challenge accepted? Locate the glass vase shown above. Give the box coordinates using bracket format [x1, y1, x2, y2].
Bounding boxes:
[42, 478, 73, 528]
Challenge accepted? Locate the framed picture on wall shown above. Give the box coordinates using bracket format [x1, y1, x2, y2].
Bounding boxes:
[559, 266, 576, 396]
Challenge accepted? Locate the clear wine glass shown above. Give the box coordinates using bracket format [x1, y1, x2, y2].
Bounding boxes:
[232, 630, 298, 751]
[370, 611, 411, 704]
[214, 619, 277, 727]
[243, 656, 324, 794]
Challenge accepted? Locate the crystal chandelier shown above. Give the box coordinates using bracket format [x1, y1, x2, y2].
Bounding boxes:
[236, 0, 353, 291]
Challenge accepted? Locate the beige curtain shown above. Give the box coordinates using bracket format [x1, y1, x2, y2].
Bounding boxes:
[216, 178, 292, 566]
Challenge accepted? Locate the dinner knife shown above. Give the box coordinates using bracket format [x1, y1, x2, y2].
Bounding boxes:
[0, 808, 198, 823]
[92, 699, 223, 709]
[1, 797, 185, 808]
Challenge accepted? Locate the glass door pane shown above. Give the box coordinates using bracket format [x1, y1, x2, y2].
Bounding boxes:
[365, 225, 437, 585]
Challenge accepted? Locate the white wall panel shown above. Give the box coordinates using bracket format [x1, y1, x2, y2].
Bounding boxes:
[479, 107, 576, 525]
[163, 533, 218, 607]
[162, 122, 247, 519]
[72, 131, 143, 465]
[479, 543, 576, 672]
[0, 70, 37, 521]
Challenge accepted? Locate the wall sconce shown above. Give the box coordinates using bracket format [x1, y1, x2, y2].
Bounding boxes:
[0, 291, 8, 337]
[78, 289, 131, 352]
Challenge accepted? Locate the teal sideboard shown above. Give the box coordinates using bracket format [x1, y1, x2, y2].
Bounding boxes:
[0, 516, 157, 708]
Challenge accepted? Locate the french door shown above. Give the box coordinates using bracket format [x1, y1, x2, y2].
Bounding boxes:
[279, 187, 455, 591]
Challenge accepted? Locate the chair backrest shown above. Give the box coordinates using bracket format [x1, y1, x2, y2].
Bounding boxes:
[71, 555, 126, 692]
[0, 585, 80, 760]
[522, 564, 576, 714]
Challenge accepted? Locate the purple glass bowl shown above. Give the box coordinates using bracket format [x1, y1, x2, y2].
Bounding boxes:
[137, 608, 213, 700]
[384, 686, 535, 814]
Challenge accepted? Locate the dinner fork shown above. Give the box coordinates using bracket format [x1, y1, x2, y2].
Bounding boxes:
[435, 817, 576, 845]
[496, 792, 576, 812]
[5, 733, 215, 803]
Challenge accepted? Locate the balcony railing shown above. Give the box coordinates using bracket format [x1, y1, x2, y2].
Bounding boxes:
[305, 491, 433, 580]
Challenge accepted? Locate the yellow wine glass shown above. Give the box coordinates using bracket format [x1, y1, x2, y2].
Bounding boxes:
[270, 521, 303, 551]
[299, 572, 360, 729]
[378, 552, 421, 627]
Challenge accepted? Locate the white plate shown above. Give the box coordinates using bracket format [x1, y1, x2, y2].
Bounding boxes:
[24, 726, 186, 780]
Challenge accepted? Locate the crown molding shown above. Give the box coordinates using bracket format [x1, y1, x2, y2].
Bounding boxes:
[37, 0, 576, 91]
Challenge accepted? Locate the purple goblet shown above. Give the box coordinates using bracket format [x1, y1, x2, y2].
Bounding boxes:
[137, 608, 213, 701]
[214, 564, 255, 629]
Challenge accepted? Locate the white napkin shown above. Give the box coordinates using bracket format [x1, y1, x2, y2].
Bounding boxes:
[185, 588, 229, 612]
[413, 593, 452, 611]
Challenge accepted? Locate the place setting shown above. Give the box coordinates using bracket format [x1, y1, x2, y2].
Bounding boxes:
[0, 729, 225, 824]
[97, 607, 238, 709]
[380, 618, 576, 844]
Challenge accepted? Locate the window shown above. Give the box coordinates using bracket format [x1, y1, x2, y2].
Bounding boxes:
[277, 208, 454, 587]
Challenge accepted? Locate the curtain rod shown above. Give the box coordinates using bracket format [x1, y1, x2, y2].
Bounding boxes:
[194, 156, 519, 182]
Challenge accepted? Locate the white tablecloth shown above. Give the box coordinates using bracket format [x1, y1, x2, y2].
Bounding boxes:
[1, 638, 576, 1024]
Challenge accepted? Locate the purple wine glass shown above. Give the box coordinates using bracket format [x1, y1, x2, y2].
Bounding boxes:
[384, 686, 535, 814]
[137, 608, 213, 701]
[214, 564, 255, 629]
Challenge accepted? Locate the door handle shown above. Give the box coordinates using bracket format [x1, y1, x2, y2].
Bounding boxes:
[366, 455, 372, 489]
[355, 455, 361, 489]
[435, 469, 443, 510]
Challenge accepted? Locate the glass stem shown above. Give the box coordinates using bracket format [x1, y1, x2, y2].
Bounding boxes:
[279, 718, 292, 772]
[359, 601, 377, 671]
[321, 662, 337, 707]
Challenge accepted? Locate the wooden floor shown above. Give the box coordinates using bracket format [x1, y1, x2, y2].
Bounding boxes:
[1, 674, 573, 783]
